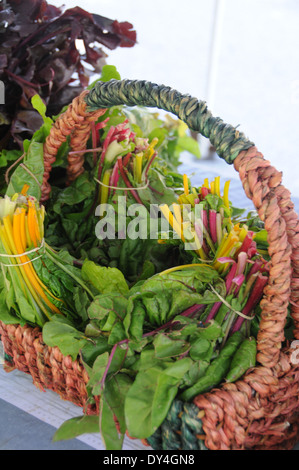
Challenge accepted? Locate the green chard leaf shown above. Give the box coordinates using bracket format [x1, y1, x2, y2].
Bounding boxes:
[153, 333, 190, 359]
[100, 396, 124, 451]
[6, 141, 44, 200]
[82, 260, 129, 296]
[42, 316, 89, 361]
[53, 415, 100, 443]
[87, 292, 128, 336]
[125, 358, 192, 439]
[103, 373, 133, 436]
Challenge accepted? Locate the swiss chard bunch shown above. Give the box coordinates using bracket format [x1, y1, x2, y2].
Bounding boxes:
[158, 175, 270, 340]
[73, 100, 200, 209]
[0, 186, 95, 329]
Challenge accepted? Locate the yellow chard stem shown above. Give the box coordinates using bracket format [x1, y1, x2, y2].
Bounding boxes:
[24, 214, 32, 247]
[160, 204, 184, 242]
[18, 208, 27, 253]
[223, 180, 230, 208]
[149, 137, 159, 150]
[33, 208, 42, 245]
[2, 218, 50, 318]
[210, 181, 215, 195]
[238, 226, 248, 242]
[178, 194, 189, 204]
[214, 176, 221, 197]
[15, 210, 63, 307]
[173, 203, 182, 227]
[0, 225, 27, 298]
[213, 231, 239, 271]
[135, 152, 143, 183]
[100, 170, 112, 206]
[159, 263, 214, 277]
[183, 174, 189, 196]
[203, 178, 209, 189]
[27, 200, 38, 247]
[21, 184, 30, 196]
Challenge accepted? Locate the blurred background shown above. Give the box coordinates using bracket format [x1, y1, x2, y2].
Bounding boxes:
[47, 0, 299, 198]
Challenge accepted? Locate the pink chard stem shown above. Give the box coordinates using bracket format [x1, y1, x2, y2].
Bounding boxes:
[231, 273, 268, 333]
[209, 210, 217, 244]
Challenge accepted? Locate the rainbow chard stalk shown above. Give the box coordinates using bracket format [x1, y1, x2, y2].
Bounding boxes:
[96, 120, 135, 183]
[237, 230, 257, 258]
[93, 118, 160, 207]
[231, 273, 268, 333]
[0, 190, 61, 326]
[117, 156, 143, 205]
[109, 160, 120, 190]
[209, 210, 217, 244]
[230, 274, 245, 296]
[204, 259, 238, 323]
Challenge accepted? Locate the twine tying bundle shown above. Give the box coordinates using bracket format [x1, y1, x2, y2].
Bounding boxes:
[94, 177, 150, 192]
[0, 239, 45, 267]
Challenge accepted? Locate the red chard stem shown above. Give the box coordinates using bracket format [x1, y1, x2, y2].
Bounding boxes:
[122, 152, 132, 167]
[247, 259, 263, 279]
[205, 301, 222, 322]
[225, 262, 238, 292]
[202, 209, 208, 231]
[231, 273, 268, 332]
[236, 252, 248, 276]
[117, 157, 143, 205]
[209, 209, 217, 244]
[237, 231, 254, 256]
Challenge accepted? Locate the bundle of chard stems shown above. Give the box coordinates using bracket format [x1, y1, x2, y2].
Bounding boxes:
[0, 185, 91, 327]
[159, 174, 269, 338]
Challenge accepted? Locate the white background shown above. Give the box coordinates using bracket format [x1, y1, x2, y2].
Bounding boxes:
[49, 0, 299, 197]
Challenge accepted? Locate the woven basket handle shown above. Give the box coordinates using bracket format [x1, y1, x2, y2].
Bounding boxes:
[86, 79, 255, 163]
[43, 79, 299, 367]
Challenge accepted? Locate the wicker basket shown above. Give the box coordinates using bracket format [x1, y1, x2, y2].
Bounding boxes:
[1, 79, 299, 450]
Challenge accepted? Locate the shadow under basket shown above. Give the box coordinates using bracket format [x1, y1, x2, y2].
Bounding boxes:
[1, 79, 299, 450]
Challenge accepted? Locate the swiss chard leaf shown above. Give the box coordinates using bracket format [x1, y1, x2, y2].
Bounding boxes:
[82, 260, 129, 296]
[87, 293, 128, 334]
[124, 358, 192, 439]
[6, 141, 44, 200]
[153, 333, 190, 359]
[100, 396, 124, 451]
[53, 415, 100, 443]
[42, 316, 89, 361]
[103, 373, 133, 436]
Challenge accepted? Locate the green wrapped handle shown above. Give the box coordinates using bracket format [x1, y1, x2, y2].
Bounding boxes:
[85, 79, 254, 164]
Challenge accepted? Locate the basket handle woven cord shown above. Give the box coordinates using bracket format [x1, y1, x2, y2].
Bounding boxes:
[42, 79, 299, 368]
